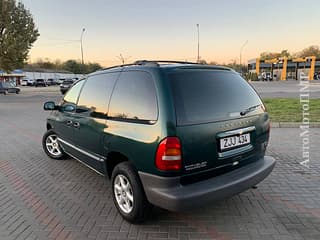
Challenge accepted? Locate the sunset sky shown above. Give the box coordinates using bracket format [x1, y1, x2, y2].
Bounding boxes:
[22, 0, 319, 67]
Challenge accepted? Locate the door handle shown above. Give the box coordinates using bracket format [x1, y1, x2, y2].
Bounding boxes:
[66, 120, 73, 126]
[73, 122, 80, 128]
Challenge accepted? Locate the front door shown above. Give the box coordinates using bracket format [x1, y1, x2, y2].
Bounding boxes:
[72, 72, 119, 174]
[54, 80, 85, 156]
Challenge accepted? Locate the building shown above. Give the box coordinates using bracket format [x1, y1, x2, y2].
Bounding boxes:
[0, 70, 25, 85]
[248, 56, 320, 80]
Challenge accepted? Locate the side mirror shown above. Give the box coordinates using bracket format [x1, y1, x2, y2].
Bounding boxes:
[44, 101, 58, 111]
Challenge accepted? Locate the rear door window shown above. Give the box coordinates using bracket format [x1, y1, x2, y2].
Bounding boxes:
[108, 71, 158, 123]
[167, 69, 263, 125]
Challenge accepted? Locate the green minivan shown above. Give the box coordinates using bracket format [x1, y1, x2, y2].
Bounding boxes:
[42, 61, 275, 223]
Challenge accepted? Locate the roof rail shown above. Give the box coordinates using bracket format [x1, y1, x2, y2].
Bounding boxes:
[99, 60, 200, 72]
[99, 63, 139, 72]
[134, 60, 198, 65]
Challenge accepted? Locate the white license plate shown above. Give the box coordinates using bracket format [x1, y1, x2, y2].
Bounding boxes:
[220, 133, 250, 151]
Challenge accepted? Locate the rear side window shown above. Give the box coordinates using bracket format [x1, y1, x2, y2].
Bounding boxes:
[168, 70, 263, 125]
[76, 73, 119, 119]
[108, 71, 158, 123]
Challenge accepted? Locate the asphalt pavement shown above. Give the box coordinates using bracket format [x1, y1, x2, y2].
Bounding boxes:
[250, 80, 320, 98]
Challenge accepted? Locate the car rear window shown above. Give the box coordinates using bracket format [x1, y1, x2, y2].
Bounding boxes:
[63, 80, 73, 84]
[167, 69, 263, 125]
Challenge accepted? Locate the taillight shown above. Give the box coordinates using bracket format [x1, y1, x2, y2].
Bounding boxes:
[155, 137, 182, 171]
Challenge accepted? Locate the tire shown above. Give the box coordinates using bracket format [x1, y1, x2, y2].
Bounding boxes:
[42, 130, 67, 160]
[111, 162, 152, 223]
[4, 90, 7, 95]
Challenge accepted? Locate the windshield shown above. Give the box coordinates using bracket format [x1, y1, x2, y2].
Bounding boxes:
[167, 69, 263, 125]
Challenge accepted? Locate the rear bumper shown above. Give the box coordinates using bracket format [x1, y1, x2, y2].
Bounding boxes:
[139, 156, 275, 211]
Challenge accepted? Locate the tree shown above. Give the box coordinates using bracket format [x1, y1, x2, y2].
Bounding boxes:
[86, 62, 102, 73]
[224, 59, 248, 73]
[260, 50, 291, 60]
[208, 61, 218, 65]
[0, 0, 39, 72]
[280, 50, 290, 58]
[63, 60, 82, 74]
[298, 45, 320, 58]
[198, 59, 207, 64]
[260, 52, 281, 60]
[25, 59, 102, 74]
[62, 60, 102, 74]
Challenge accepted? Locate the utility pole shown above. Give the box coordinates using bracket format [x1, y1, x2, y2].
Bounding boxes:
[196, 24, 200, 63]
[80, 28, 85, 73]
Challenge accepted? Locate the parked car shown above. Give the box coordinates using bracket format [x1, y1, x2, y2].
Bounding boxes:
[46, 79, 55, 86]
[21, 78, 34, 86]
[57, 78, 65, 84]
[299, 72, 309, 81]
[35, 79, 47, 87]
[21, 79, 28, 86]
[261, 72, 273, 81]
[60, 79, 74, 94]
[0, 82, 20, 94]
[42, 60, 275, 223]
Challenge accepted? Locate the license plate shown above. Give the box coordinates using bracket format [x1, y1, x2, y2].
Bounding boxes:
[220, 133, 250, 151]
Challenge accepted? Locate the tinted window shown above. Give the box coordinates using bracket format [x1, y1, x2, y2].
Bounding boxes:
[63, 80, 85, 105]
[63, 80, 73, 84]
[109, 71, 158, 123]
[76, 73, 118, 119]
[168, 70, 263, 125]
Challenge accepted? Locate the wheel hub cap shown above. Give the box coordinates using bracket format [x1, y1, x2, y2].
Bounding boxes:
[114, 174, 134, 214]
[46, 134, 62, 156]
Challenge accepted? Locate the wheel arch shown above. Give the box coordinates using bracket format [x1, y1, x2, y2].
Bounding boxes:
[106, 151, 132, 179]
[46, 123, 53, 130]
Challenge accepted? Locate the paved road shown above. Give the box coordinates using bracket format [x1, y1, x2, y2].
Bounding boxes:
[0, 92, 319, 240]
[250, 80, 320, 98]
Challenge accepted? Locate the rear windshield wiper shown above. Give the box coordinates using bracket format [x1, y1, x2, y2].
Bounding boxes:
[240, 104, 261, 116]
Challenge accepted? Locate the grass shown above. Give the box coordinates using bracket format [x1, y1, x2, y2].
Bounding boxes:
[262, 98, 320, 122]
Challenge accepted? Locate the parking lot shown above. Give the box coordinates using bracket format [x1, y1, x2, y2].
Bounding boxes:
[0, 86, 320, 240]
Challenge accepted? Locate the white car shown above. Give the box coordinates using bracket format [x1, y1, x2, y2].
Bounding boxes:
[299, 72, 309, 81]
[21, 78, 34, 86]
[21, 79, 28, 86]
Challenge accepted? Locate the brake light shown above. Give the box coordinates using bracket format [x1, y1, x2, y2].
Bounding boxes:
[155, 137, 182, 171]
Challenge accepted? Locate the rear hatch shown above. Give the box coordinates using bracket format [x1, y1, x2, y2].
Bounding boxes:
[167, 68, 270, 184]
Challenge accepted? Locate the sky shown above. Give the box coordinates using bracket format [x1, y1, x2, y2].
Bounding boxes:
[22, 0, 320, 67]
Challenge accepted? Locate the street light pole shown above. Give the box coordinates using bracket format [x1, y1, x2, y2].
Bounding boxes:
[80, 28, 85, 68]
[240, 40, 248, 66]
[196, 24, 200, 63]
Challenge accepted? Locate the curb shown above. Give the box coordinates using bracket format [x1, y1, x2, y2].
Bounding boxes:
[271, 122, 320, 128]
